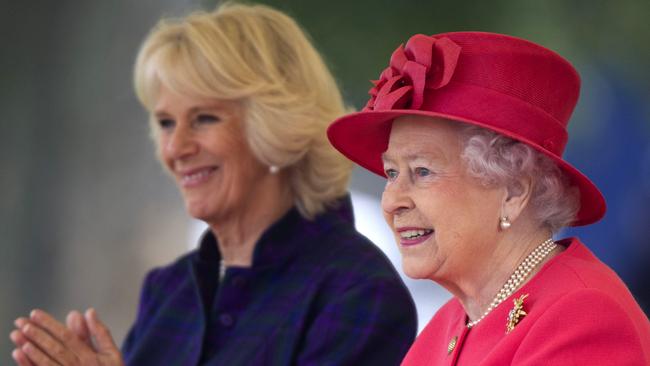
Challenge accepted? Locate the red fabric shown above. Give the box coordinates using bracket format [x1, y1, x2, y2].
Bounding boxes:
[401, 238, 650, 366]
[367, 35, 461, 111]
[327, 32, 606, 226]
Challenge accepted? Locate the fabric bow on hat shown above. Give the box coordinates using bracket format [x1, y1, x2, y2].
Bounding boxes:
[365, 34, 461, 111]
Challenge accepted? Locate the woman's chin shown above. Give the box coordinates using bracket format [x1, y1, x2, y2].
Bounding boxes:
[184, 201, 215, 222]
[401, 259, 435, 280]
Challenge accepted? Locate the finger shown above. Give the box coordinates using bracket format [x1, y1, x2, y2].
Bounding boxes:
[66, 311, 91, 346]
[20, 342, 59, 366]
[85, 308, 119, 354]
[21, 322, 76, 365]
[30, 310, 71, 340]
[15, 317, 29, 329]
[12, 348, 36, 366]
[30, 309, 88, 352]
[10, 329, 29, 348]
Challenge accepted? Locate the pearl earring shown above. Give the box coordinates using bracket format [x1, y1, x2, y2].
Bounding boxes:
[499, 216, 511, 230]
[269, 165, 280, 174]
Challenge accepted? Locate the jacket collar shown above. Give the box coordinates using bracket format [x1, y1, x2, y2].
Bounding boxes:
[196, 195, 354, 269]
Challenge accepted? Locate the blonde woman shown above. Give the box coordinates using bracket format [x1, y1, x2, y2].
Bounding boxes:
[10, 3, 416, 365]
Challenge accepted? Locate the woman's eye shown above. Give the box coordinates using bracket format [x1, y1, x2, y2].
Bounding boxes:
[414, 167, 431, 177]
[385, 169, 398, 180]
[158, 118, 175, 129]
[196, 114, 220, 124]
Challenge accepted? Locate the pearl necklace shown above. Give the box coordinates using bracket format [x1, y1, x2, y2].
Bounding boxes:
[466, 238, 556, 328]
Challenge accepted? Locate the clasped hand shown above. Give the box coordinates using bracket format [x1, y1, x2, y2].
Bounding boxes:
[9, 308, 124, 366]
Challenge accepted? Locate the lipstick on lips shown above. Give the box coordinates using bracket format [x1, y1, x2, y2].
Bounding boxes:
[396, 227, 434, 246]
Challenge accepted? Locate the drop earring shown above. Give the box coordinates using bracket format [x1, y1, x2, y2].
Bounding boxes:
[499, 216, 511, 230]
[269, 165, 280, 174]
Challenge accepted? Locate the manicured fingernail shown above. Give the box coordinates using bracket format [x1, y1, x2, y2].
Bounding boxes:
[12, 349, 20, 360]
[87, 308, 96, 320]
[10, 329, 20, 342]
[22, 342, 32, 353]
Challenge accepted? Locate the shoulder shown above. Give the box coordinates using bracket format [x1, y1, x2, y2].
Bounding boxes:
[533, 288, 640, 330]
[124, 250, 200, 349]
[302, 216, 404, 285]
[535, 238, 650, 336]
[138, 250, 197, 304]
[536, 238, 643, 311]
[515, 288, 650, 365]
[294, 211, 416, 316]
[515, 238, 650, 364]
[145, 250, 195, 281]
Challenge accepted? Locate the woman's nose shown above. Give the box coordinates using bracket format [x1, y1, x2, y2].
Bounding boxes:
[381, 176, 415, 216]
[163, 125, 199, 160]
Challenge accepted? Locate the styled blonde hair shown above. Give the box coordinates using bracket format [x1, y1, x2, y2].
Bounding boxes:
[134, 2, 353, 219]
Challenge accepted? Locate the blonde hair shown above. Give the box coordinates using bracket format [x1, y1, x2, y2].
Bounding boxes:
[134, 2, 353, 218]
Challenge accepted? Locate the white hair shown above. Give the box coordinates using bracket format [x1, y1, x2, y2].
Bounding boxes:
[459, 125, 580, 232]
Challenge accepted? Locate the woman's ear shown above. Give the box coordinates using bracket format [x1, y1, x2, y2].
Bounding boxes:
[501, 175, 533, 224]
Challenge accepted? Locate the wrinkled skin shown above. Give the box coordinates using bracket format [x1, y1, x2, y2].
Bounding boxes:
[10, 309, 124, 366]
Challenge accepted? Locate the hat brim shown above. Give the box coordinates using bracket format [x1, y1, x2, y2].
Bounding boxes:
[328, 109, 606, 227]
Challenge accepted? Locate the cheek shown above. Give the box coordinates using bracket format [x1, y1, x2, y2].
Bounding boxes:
[223, 148, 266, 191]
[414, 182, 489, 242]
[439, 179, 494, 213]
[413, 184, 456, 218]
[438, 185, 502, 246]
[226, 164, 253, 193]
[464, 185, 502, 220]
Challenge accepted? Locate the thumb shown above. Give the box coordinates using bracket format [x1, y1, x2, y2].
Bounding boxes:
[85, 308, 119, 354]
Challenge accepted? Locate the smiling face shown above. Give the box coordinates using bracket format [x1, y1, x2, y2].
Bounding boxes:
[154, 85, 272, 225]
[381, 116, 505, 283]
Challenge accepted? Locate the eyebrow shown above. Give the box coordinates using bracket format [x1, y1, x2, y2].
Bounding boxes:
[381, 151, 446, 163]
[154, 106, 203, 116]
[380, 152, 394, 163]
[153, 104, 233, 119]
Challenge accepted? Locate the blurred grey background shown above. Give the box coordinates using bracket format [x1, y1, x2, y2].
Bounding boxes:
[2, 0, 649, 362]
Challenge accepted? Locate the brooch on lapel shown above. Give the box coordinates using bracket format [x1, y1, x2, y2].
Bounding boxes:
[506, 294, 529, 333]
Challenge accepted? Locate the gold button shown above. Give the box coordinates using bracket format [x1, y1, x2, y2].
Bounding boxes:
[447, 336, 458, 355]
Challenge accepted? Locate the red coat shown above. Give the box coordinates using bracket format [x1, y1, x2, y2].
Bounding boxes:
[401, 238, 650, 365]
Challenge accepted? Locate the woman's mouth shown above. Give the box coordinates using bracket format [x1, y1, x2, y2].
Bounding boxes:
[180, 167, 218, 187]
[397, 228, 434, 246]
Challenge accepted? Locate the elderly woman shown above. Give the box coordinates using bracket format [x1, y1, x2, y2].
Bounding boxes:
[328, 32, 650, 365]
[10, 3, 417, 365]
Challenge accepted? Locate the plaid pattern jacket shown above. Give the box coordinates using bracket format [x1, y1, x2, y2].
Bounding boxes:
[122, 196, 417, 365]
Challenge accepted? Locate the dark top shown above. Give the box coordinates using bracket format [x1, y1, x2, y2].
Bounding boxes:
[122, 196, 417, 365]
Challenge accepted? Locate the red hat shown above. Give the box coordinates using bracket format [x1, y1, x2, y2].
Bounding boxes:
[328, 31, 605, 226]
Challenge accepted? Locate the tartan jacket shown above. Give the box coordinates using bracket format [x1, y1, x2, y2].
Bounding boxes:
[122, 196, 417, 365]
